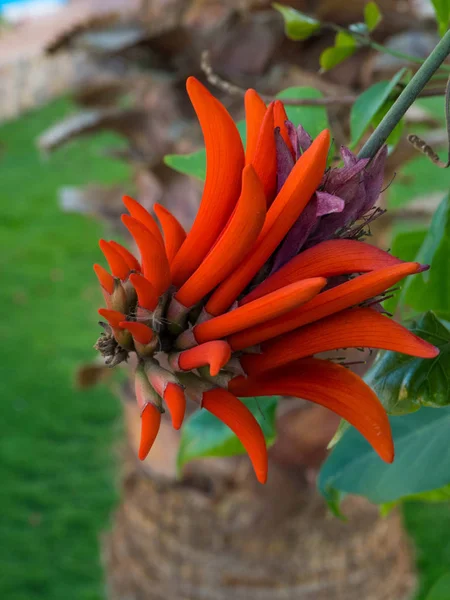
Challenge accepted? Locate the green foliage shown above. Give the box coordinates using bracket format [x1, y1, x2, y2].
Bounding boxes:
[350, 68, 406, 145]
[383, 225, 427, 315]
[399, 196, 450, 318]
[431, 0, 450, 37]
[0, 99, 125, 599]
[164, 87, 330, 179]
[164, 149, 206, 180]
[365, 312, 450, 414]
[319, 32, 357, 71]
[425, 573, 450, 599]
[380, 483, 450, 517]
[177, 397, 279, 472]
[387, 155, 450, 211]
[364, 1, 382, 31]
[318, 404, 450, 505]
[272, 3, 321, 41]
[404, 501, 450, 599]
[164, 120, 246, 181]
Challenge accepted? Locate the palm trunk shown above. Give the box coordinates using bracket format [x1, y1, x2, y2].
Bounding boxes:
[103, 394, 415, 600]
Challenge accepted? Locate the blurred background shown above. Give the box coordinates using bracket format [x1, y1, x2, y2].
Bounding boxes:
[1, 0, 449, 599]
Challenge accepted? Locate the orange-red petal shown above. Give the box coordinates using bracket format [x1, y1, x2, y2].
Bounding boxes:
[119, 321, 153, 345]
[175, 165, 266, 308]
[109, 240, 141, 272]
[99, 239, 130, 281]
[98, 308, 126, 328]
[206, 129, 330, 316]
[129, 273, 159, 311]
[177, 341, 232, 376]
[229, 358, 394, 463]
[122, 215, 171, 296]
[241, 307, 439, 375]
[241, 239, 405, 305]
[139, 403, 162, 460]
[93, 263, 114, 294]
[251, 103, 277, 202]
[170, 77, 245, 287]
[154, 204, 187, 264]
[122, 195, 164, 248]
[182, 277, 326, 347]
[244, 89, 267, 164]
[273, 99, 294, 156]
[230, 262, 422, 350]
[202, 388, 268, 483]
[164, 383, 186, 429]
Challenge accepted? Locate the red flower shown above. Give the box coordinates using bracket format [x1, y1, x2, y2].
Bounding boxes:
[94, 77, 439, 484]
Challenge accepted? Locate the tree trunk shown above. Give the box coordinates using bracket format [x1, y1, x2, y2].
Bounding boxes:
[103, 397, 415, 600]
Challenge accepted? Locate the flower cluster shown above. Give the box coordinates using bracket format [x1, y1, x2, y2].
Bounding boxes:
[94, 76, 438, 484]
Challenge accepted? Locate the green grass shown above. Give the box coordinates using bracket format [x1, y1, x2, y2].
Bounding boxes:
[0, 99, 129, 600]
[1, 97, 450, 600]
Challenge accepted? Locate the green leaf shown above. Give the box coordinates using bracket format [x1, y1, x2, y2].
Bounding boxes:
[177, 396, 279, 472]
[318, 404, 450, 505]
[350, 68, 406, 145]
[381, 483, 450, 518]
[387, 154, 450, 210]
[400, 195, 450, 317]
[383, 224, 427, 315]
[425, 573, 450, 600]
[364, 1, 382, 32]
[320, 47, 356, 71]
[319, 32, 357, 72]
[164, 149, 206, 180]
[273, 3, 321, 41]
[365, 312, 450, 414]
[276, 87, 330, 139]
[431, 0, 450, 37]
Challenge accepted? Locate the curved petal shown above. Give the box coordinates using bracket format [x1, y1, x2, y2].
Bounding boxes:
[109, 240, 141, 272]
[171, 77, 245, 287]
[176, 341, 232, 376]
[139, 403, 162, 460]
[122, 195, 164, 248]
[178, 277, 326, 348]
[175, 165, 266, 308]
[119, 321, 153, 345]
[99, 240, 130, 281]
[122, 215, 171, 297]
[229, 358, 394, 463]
[206, 129, 330, 316]
[241, 307, 439, 374]
[242, 239, 405, 305]
[230, 262, 422, 350]
[129, 273, 159, 311]
[93, 263, 114, 294]
[202, 388, 268, 483]
[164, 382, 186, 430]
[98, 308, 126, 328]
[252, 103, 277, 203]
[154, 204, 186, 264]
[273, 100, 294, 156]
[244, 89, 267, 164]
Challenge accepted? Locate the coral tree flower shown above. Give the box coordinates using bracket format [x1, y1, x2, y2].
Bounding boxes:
[93, 76, 439, 484]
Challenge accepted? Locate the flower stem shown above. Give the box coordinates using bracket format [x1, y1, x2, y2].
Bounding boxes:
[358, 30, 450, 160]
